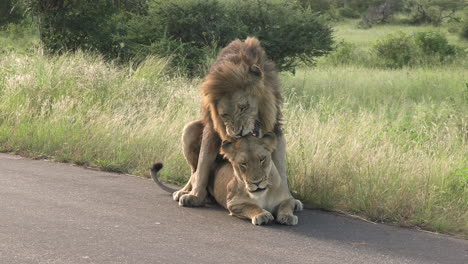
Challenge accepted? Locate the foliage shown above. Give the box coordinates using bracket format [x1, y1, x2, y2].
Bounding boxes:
[373, 31, 419, 67]
[373, 30, 459, 67]
[26, 0, 333, 75]
[0, 0, 26, 26]
[26, 0, 123, 56]
[295, 0, 331, 12]
[361, 0, 403, 27]
[403, 0, 465, 25]
[461, 9, 468, 39]
[321, 41, 364, 65]
[413, 31, 456, 56]
[338, 7, 361, 18]
[117, 0, 334, 74]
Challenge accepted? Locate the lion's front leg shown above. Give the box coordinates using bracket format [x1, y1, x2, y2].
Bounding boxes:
[228, 203, 274, 226]
[275, 198, 300, 226]
[178, 124, 221, 207]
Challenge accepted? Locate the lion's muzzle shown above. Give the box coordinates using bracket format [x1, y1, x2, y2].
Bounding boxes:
[246, 180, 269, 193]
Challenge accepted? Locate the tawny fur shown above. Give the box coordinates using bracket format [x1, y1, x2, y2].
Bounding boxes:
[173, 37, 286, 207]
[152, 132, 303, 225]
[201, 37, 283, 141]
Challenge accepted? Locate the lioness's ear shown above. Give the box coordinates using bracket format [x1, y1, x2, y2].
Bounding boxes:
[261, 132, 277, 152]
[220, 140, 234, 155]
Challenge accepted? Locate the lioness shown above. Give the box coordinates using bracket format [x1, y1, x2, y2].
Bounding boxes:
[174, 37, 286, 207]
[151, 133, 302, 225]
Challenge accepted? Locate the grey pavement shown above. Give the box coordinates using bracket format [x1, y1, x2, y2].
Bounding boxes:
[0, 153, 467, 264]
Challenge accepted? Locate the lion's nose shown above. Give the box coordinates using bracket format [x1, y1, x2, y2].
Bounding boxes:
[251, 180, 262, 186]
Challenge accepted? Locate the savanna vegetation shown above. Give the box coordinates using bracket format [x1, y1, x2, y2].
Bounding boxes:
[0, 0, 467, 236]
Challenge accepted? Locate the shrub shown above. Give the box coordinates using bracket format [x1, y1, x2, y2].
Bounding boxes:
[461, 10, 468, 40]
[322, 41, 358, 65]
[338, 7, 361, 19]
[404, 0, 464, 25]
[414, 31, 456, 56]
[29, 0, 120, 55]
[0, 0, 25, 26]
[373, 31, 419, 68]
[31, 0, 334, 75]
[119, 0, 334, 74]
[373, 31, 459, 67]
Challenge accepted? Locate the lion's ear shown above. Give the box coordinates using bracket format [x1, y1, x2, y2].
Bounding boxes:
[249, 65, 262, 77]
[244, 37, 263, 65]
[261, 132, 277, 152]
[221, 140, 234, 155]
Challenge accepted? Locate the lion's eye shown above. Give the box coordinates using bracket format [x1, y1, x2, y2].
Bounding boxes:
[240, 163, 247, 170]
[260, 157, 266, 164]
[238, 104, 248, 112]
[221, 113, 229, 119]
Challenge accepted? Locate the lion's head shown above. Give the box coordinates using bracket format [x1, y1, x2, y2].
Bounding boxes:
[201, 37, 282, 141]
[215, 90, 259, 138]
[220, 132, 277, 194]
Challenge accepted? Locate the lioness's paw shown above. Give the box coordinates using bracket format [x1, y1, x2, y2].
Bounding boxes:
[173, 190, 189, 201]
[178, 194, 205, 207]
[294, 200, 303, 211]
[252, 211, 274, 225]
[277, 214, 298, 226]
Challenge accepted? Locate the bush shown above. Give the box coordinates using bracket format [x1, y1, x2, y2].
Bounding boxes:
[414, 31, 456, 56]
[373, 31, 459, 67]
[461, 10, 468, 40]
[338, 7, 361, 19]
[0, 0, 25, 26]
[30, 0, 120, 55]
[118, 0, 334, 74]
[373, 31, 419, 68]
[31, 0, 333, 75]
[295, 0, 331, 12]
[322, 41, 359, 65]
[404, 0, 464, 26]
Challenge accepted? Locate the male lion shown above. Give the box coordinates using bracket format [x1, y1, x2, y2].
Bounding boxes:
[151, 133, 302, 225]
[174, 37, 286, 207]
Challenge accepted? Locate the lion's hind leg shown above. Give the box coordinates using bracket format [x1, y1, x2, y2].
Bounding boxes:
[294, 199, 303, 212]
[173, 120, 204, 201]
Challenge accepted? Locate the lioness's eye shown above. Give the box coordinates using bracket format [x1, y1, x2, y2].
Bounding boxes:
[240, 163, 247, 169]
[221, 113, 229, 119]
[260, 157, 266, 164]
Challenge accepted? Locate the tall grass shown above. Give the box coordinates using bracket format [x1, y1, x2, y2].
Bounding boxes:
[0, 51, 466, 236]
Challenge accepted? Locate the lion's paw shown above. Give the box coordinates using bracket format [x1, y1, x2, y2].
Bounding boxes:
[178, 194, 205, 207]
[251, 211, 274, 225]
[277, 214, 298, 226]
[294, 200, 303, 212]
[173, 190, 189, 201]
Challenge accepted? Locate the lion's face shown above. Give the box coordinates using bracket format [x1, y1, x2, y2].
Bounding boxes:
[216, 90, 259, 138]
[221, 133, 277, 194]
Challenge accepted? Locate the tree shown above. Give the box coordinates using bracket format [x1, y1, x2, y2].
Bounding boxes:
[0, 0, 26, 26]
[404, 0, 465, 25]
[364, 0, 403, 24]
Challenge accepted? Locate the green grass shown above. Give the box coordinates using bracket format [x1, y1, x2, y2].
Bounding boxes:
[0, 21, 467, 237]
[319, 19, 468, 68]
[332, 19, 468, 50]
[0, 51, 466, 236]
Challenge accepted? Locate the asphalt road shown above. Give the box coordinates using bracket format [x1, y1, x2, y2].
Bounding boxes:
[0, 153, 467, 264]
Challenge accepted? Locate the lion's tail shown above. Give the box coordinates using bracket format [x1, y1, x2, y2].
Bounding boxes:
[150, 163, 178, 193]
